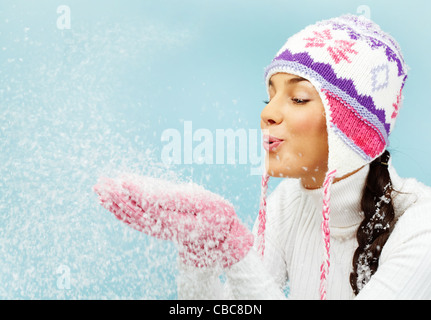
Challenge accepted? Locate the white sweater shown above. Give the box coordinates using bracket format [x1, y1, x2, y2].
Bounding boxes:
[177, 164, 431, 300]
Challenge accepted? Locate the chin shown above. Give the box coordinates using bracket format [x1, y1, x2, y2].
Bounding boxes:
[266, 158, 305, 179]
[265, 164, 294, 178]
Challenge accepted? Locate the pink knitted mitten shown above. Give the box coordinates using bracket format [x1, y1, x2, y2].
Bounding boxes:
[93, 174, 253, 268]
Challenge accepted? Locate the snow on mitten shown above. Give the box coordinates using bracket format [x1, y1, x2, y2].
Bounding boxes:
[93, 174, 254, 268]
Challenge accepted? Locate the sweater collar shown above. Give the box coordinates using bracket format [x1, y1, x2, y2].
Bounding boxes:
[298, 164, 370, 228]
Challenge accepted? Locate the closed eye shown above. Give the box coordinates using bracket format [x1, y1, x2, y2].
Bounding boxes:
[263, 98, 309, 105]
[292, 98, 309, 104]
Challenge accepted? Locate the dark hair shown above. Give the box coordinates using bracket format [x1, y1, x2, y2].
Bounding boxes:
[350, 150, 398, 295]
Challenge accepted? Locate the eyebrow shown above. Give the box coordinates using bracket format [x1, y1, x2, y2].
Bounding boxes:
[268, 76, 309, 88]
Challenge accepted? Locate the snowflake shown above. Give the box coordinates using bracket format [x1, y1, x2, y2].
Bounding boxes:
[304, 29, 358, 64]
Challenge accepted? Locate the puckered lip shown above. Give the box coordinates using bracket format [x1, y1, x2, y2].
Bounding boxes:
[263, 134, 284, 152]
[263, 134, 284, 143]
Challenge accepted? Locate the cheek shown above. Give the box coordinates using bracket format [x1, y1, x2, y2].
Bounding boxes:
[284, 109, 328, 164]
[290, 111, 326, 138]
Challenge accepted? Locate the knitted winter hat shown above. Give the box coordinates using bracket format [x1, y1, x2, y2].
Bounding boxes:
[257, 14, 408, 299]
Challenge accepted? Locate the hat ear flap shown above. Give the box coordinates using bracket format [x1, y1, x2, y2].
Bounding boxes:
[322, 89, 386, 163]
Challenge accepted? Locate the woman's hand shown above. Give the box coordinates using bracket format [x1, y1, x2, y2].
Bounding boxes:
[93, 174, 254, 268]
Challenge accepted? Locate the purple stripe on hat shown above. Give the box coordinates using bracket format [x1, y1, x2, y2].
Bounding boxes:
[268, 49, 390, 135]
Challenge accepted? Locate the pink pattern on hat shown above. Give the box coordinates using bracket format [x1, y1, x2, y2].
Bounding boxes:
[391, 89, 402, 119]
[304, 28, 358, 64]
[323, 89, 386, 159]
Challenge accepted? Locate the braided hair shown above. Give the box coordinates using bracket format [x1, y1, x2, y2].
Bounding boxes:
[350, 150, 398, 294]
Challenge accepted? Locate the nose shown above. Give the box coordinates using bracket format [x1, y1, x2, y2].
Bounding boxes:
[260, 100, 283, 127]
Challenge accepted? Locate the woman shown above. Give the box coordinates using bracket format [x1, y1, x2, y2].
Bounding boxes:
[94, 14, 431, 299]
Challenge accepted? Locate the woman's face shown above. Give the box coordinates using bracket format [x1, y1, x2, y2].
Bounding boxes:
[260, 72, 329, 189]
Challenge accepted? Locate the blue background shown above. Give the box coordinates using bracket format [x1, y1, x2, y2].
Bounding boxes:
[1, 0, 430, 299]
